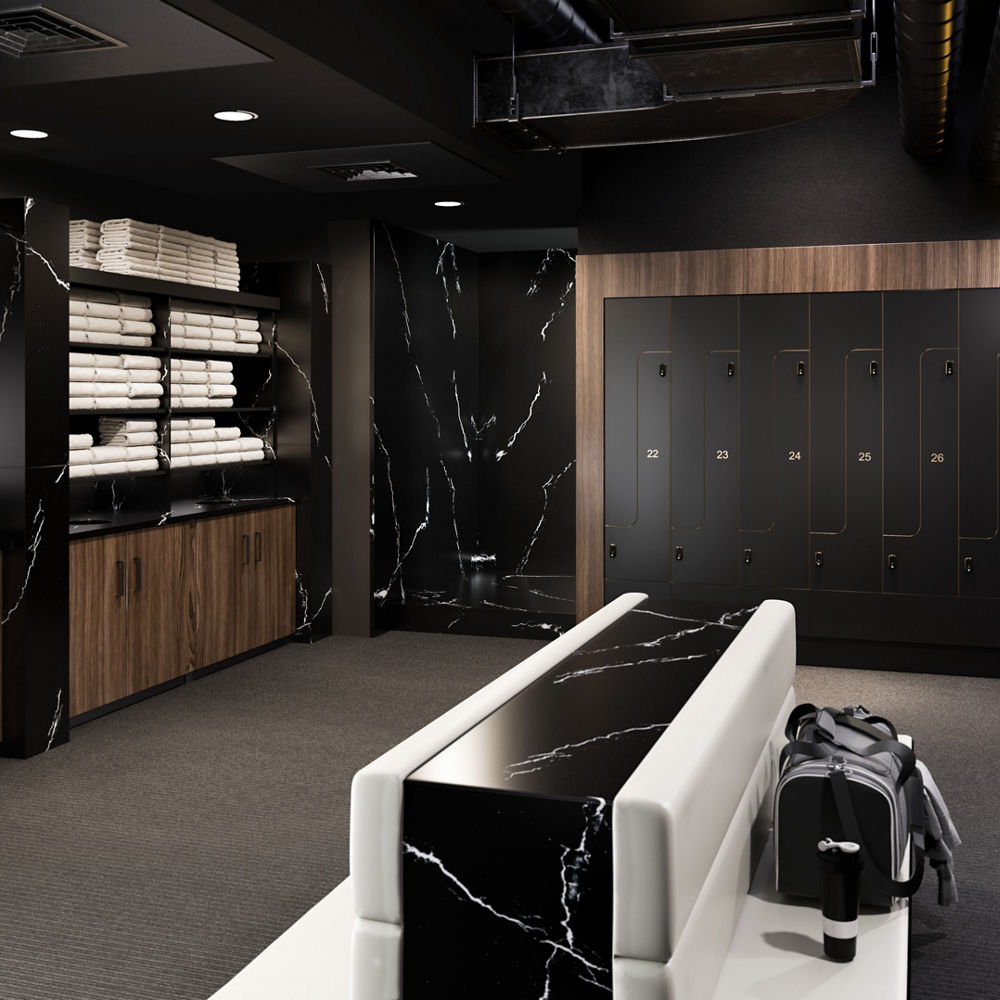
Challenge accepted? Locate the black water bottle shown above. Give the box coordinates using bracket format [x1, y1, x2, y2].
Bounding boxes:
[816, 837, 863, 961]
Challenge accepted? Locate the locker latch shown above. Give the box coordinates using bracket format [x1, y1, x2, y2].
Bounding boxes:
[744, 548, 752, 564]
[675, 545, 684, 561]
[944, 359, 954, 376]
[658, 362, 667, 377]
[727, 361, 736, 377]
[887, 553, 897, 571]
[813, 550, 824, 567]
[609, 543, 617, 559]
[964, 555, 974, 574]
[797, 361, 806, 376]
[869, 360, 879, 377]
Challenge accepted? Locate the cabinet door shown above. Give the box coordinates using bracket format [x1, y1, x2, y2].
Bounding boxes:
[70, 534, 128, 715]
[194, 513, 252, 668]
[126, 522, 196, 695]
[246, 506, 296, 648]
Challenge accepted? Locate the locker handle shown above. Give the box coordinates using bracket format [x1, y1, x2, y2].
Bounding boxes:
[814, 550, 824, 567]
[675, 545, 684, 561]
[241, 534, 251, 565]
[887, 553, 897, 571]
[945, 359, 954, 376]
[744, 548, 752, 564]
[255, 531, 263, 564]
[133, 556, 142, 594]
[964, 556, 974, 574]
[727, 361, 736, 377]
[869, 360, 879, 377]
[658, 362, 667, 378]
[115, 560, 125, 598]
[797, 361, 806, 376]
[608, 542, 617, 560]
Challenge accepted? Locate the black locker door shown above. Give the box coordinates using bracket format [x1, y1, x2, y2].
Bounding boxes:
[810, 293, 883, 593]
[670, 296, 739, 585]
[605, 298, 671, 584]
[958, 289, 1000, 598]
[738, 294, 809, 588]
[884, 348, 959, 595]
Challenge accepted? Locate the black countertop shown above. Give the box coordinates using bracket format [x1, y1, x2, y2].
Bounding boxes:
[407, 597, 757, 800]
[68, 496, 295, 538]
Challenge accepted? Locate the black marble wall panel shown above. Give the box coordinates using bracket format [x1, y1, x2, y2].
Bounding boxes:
[372, 226, 576, 638]
[0, 197, 70, 756]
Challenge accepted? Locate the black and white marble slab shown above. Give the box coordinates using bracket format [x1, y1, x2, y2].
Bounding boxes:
[402, 597, 755, 998]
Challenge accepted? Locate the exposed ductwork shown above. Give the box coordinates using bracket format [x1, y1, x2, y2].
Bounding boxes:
[968, 6, 1000, 181]
[893, 0, 967, 157]
[486, 0, 602, 47]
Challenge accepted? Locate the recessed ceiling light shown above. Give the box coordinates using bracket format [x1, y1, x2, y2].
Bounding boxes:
[213, 110, 259, 122]
[434, 200, 464, 208]
[9, 129, 48, 139]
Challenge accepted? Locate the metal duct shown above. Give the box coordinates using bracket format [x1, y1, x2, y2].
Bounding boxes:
[969, 7, 1000, 181]
[487, 0, 602, 46]
[894, 0, 967, 156]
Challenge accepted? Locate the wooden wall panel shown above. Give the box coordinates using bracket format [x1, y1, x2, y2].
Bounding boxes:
[576, 238, 1000, 620]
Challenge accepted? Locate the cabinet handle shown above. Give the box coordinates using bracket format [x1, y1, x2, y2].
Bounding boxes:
[115, 560, 125, 598]
[255, 531, 263, 564]
[241, 534, 250, 565]
[133, 556, 142, 593]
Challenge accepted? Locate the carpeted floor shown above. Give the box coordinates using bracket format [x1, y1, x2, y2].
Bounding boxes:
[0, 633, 995, 1000]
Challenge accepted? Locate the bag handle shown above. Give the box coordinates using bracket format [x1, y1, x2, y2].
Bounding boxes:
[829, 767, 926, 899]
[836, 711, 899, 741]
[780, 736, 918, 786]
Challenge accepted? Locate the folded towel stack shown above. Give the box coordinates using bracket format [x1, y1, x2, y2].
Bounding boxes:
[169, 357, 237, 408]
[169, 297, 262, 354]
[69, 288, 156, 347]
[169, 418, 267, 468]
[69, 219, 101, 270]
[69, 352, 164, 410]
[97, 218, 240, 291]
[68, 419, 161, 478]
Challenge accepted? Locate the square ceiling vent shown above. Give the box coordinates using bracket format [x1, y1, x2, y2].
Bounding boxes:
[314, 161, 418, 183]
[0, 4, 125, 57]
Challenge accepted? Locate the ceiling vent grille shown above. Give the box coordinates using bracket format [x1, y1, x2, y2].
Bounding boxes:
[314, 161, 418, 182]
[0, 5, 126, 58]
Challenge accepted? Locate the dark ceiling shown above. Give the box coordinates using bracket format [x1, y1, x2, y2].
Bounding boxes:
[1, 1, 999, 253]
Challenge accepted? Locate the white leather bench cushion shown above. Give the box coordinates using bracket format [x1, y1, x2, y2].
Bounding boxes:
[350, 918, 402, 1000]
[613, 598, 796, 962]
[613, 685, 796, 1000]
[349, 591, 648, 924]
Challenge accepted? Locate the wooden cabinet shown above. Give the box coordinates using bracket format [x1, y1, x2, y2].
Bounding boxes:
[70, 523, 195, 716]
[71, 504, 294, 717]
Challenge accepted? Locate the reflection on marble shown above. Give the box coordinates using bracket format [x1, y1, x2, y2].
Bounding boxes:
[276, 342, 320, 446]
[1, 499, 44, 627]
[314, 262, 329, 314]
[517, 459, 575, 572]
[45, 689, 64, 752]
[295, 568, 333, 635]
[506, 724, 669, 779]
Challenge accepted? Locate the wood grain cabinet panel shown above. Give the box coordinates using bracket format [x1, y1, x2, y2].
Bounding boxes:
[69, 534, 129, 715]
[193, 513, 251, 669]
[245, 505, 296, 648]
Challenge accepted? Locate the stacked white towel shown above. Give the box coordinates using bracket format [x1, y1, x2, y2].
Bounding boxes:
[69, 288, 156, 347]
[169, 357, 236, 408]
[169, 298, 261, 354]
[69, 352, 164, 410]
[169, 418, 267, 468]
[68, 419, 161, 478]
[98, 218, 240, 291]
[69, 219, 101, 270]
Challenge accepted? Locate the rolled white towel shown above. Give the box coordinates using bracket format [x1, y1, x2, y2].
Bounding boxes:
[120, 354, 161, 370]
[70, 289, 152, 309]
[121, 446, 158, 461]
[69, 449, 94, 465]
[97, 247, 158, 263]
[234, 329, 262, 344]
[171, 443, 191, 456]
[173, 397, 211, 408]
[205, 398, 233, 407]
[70, 366, 128, 383]
[214, 451, 243, 465]
[70, 316, 156, 336]
[170, 371, 209, 384]
[90, 445, 130, 463]
[170, 455, 192, 469]
[230, 342, 260, 354]
[206, 327, 238, 342]
[122, 398, 160, 409]
[206, 372, 232, 384]
[126, 459, 159, 473]
[172, 383, 209, 397]
[170, 311, 213, 327]
[69, 301, 154, 322]
[68, 464, 96, 478]
[69, 351, 104, 367]
[70, 382, 123, 397]
[69, 330, 120, 346]
[186, 441, 219, 456]
[69, 433, 94, 450]
[172, 337, 214, 351]
[206, 384, 237, 398]
[127, 383, 164, 398]
[239, 449, 266, 463]
[204, 359, 233, 372]
[210, 426, 240, 441]
[124, 370, 162, 383]
[175, 359, 208, 371]
[91, 461, 130, 475]
[188, 418, 216, 429]
[235, 318, 259, 331]
[235, 437, 265, 451]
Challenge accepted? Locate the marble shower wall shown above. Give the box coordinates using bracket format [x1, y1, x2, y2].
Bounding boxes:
[373, 224, 576, 637]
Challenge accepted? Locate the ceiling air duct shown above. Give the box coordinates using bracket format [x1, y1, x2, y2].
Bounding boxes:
[475, 0, 877, 150]
[486, 0, 602, 46]
[894, 0, 967, 157]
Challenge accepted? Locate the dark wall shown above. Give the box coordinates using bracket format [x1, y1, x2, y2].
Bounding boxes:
[579, 43, 1000, 253]
[372, 226, 576, 636]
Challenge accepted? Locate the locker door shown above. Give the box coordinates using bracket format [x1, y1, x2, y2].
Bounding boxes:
[670, 296, 740, 585]
[811, 349, 883, 592]
[884, 348, 958, 595]
[958, 289, 1000, 598]
[605, 298, 671, 584]
[739, 294, 809, 587]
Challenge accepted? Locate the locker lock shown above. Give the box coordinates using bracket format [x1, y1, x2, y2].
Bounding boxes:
[727, 361, 736, 377]
[609, 542, 617, 560]
[659, 362, 667, 378]
[813, 550, 824, 567]
[744, 548, 753, 564]
[964, 556, 974, 574]
[944, 359, 954, 377]
[869, 360, 879, 377]
[797, 361, 806, 377]
[887, 553, 897, 571]
[675, 545, 684, 561]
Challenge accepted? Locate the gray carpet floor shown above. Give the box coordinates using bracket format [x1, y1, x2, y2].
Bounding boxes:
[0, 632, 995, 999]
